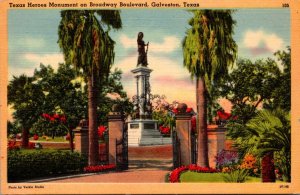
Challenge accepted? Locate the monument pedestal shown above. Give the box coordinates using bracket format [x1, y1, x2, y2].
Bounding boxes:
[128, 119, 171, 146]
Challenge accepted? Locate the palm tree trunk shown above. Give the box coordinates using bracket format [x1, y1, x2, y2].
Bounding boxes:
[261, 152, 276, 182]
[69, 129, 74, 152]
[88, 74, 99, 166]
[21, 128, 29, 148]
[196, 77, 209, 167]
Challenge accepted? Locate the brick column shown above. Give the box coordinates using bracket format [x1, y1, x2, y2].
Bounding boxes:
[175, 103, 193, 166]
[207, 125, 227, 168]
[73, 119, 89, 156]
[108, 105, 124, 165]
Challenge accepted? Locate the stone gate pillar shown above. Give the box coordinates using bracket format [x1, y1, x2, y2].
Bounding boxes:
[108, 104, 124, 164]
[175, 103, 193, 166]
[73, 119, 89, 156]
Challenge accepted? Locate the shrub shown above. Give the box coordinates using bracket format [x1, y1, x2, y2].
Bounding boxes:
[239, 153, 260, 176]
[223, 169, 249, 183]
[215, 150, 239, 170]
[8, 149, 87, 181]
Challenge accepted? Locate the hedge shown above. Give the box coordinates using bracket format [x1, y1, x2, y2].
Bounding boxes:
[8, 149, 87, 181]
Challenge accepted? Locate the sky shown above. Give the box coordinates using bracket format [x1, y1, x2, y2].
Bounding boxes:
[8, 9, 290, 112]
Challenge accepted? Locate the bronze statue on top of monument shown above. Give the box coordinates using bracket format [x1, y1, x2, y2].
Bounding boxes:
[137, 32, 149, 67]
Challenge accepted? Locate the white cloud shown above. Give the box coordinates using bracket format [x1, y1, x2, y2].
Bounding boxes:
[243, 30, 284, 53]
[24, 53, 64, 69]
[119, 34, 180, 53]
[9, 53, 64, 79]
[150, 36, 181, 53]
[8, 66, 36, 78]
[120, 34, 136, 49]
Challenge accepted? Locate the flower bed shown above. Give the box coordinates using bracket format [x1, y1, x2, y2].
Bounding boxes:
[169, 164, 218, 183]
[84, 164, 116, 173]
[8, 140, 35, 150]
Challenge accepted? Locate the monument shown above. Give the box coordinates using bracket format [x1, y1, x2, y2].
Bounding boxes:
[127, 32, 171, 146]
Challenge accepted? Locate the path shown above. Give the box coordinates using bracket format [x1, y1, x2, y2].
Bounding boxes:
[48, 159, 172, 183]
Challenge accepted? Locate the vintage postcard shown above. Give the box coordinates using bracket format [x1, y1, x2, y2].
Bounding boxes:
[0, 0, 300, 194]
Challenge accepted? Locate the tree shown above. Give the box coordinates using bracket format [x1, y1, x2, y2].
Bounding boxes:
[182, 10, 237, 167]
[58, 10, 122, 165]
[216, 58, 281, 124]
[32, 63, 87, 151]
[266, 47, 291, 111]
[8, 74, 44, 147]
[215, 47, 291, 124]
[242, 109, 290, 182]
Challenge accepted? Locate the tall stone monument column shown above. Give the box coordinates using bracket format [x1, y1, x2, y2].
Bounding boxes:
[175, 103, 193, 166]
[131, 66, 152, 119]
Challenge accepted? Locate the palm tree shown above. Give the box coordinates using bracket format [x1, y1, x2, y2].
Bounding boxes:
[8, 74, 44, 148]
[246, 109, 291, 182]
[58, 10, 122, 166]
[182, 10, 237, 167]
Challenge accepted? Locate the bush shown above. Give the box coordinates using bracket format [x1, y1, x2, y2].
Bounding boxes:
[215, 150, 239, 170]
[223, 169, 249, 183]
[8, 149, 87, 181]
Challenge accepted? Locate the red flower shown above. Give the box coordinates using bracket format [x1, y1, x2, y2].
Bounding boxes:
[22, 142, 35, 149]
[8, 140, 20, 150]
[84, 164, 116, 173]
[232, 115, 238, 120]
[60, 115, 66, 123]
[159, 126, 170, 134]
[98, 126, 107, 139]
[53, 114, 60, 119]
[169, 165, 218, 183]
[172, 108, 178, 114]
[33, 134, 39, 140]
[50, 117, 55, 122]
[217, 110, 231, 120]
[66, 133, 70, 140]
[162, 127, 170, 134]
[42, 113, 50, 119]
[186, 108, 193, 113]
[159, 125, 164, 131]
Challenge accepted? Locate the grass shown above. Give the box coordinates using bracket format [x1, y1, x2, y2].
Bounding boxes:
[11, 148, 70, 154]
[180, 171, 261, 183]
[29, 136, 68, 142]
[180, 172, 225, 182]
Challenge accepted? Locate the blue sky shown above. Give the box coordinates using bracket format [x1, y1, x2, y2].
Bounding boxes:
[8, 9, 290, 110]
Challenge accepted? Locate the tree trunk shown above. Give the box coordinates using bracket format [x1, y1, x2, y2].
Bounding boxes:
[261, 152, 276, 182]
[88, 75, 99, 166]
[21, 128, 29, 148]
[196, 77, 209, 167]
[69, 129, 74, 152]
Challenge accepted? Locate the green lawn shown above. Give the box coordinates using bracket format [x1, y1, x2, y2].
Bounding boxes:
[29, 136, 68, 142]
[14, 148, 69, 154]
[180, 171, 261, 183]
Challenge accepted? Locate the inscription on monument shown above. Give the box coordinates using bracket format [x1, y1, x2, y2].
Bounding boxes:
[144, 123, 155, 129]
[130, 124, 139, 129]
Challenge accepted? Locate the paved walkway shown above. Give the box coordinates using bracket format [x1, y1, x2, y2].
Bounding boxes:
[48, 159, 172, 183]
